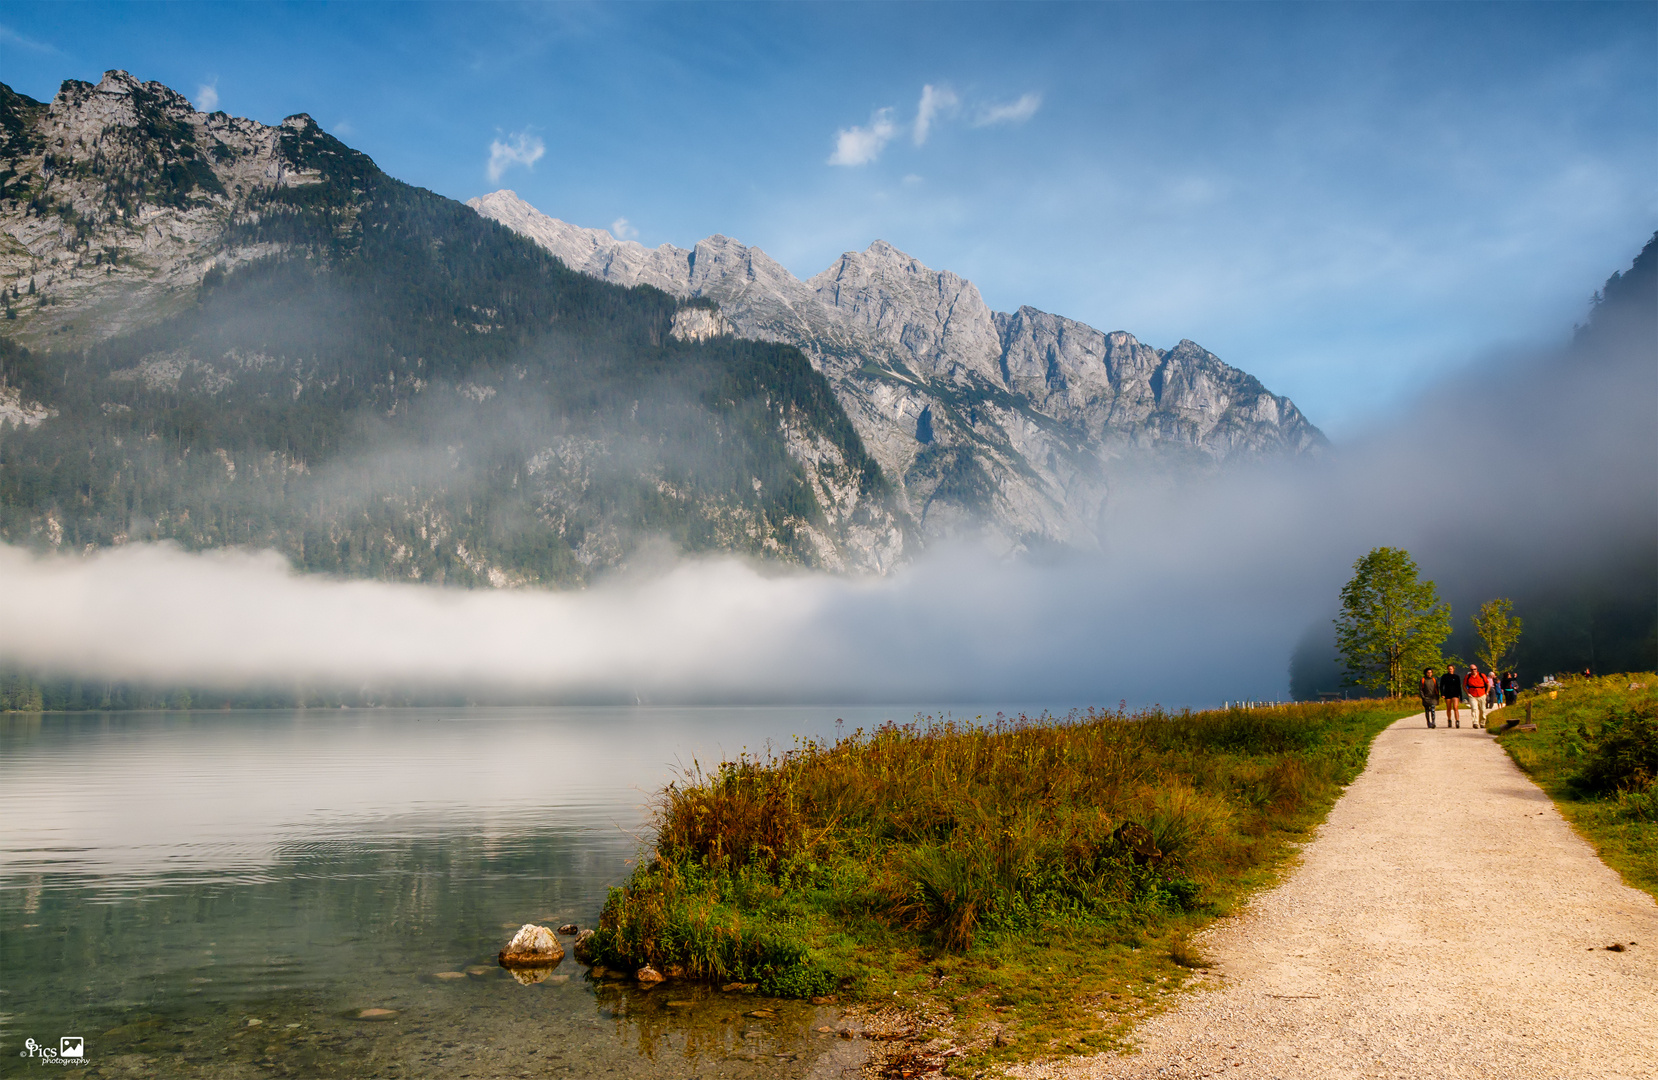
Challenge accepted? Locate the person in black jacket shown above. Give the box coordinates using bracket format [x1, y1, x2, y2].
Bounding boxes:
[1419, 667, 1441, 728]
[1439, 664, 1464, 728]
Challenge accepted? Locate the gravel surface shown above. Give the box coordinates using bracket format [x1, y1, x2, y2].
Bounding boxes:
[1009, 713, 1658, 1080]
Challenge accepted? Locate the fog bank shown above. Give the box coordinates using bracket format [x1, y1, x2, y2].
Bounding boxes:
[2, 291, 1651, 707]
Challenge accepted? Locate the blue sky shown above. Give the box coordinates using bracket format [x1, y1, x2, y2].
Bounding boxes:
[3, 2, 1653, 433]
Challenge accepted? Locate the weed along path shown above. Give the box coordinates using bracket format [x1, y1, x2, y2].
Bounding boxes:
[1012, 713, 1658, 1080]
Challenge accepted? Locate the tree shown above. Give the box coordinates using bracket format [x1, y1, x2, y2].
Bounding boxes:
[1334, 547, 1452, 697]
[1472, 598, 1522, 676]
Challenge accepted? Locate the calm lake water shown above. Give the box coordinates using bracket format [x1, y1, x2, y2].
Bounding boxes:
[0, 705, 1024, 1079]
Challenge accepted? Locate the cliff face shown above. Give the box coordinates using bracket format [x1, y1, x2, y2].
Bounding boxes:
[0, 71, 343, 346]
[470, 190, 1326, 554]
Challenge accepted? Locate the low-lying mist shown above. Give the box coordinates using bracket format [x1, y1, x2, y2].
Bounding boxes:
[3, 279, 1651, 708]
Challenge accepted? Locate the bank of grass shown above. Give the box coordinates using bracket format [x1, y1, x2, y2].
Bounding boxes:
[589, 699, 1415, 1068]
[1493, 673, 1658, 899]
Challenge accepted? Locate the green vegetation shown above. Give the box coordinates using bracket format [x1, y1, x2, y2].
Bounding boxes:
[586, 699, 1415, 1067]
[1494, 675, 1658, 899]
[1472, 597, 1522, 677]
[1334, 547, 1452, 697]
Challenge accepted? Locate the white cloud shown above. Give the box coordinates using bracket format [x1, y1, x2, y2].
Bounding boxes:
[195, 80, 219, 112]
[913, 84, 959, 145]
[610, 217, 638, 241]
[0, 24, 60, 53]
[487, 131, 546, 183]
[827, 108, 897, 167]
[974, 92, 1042, 127]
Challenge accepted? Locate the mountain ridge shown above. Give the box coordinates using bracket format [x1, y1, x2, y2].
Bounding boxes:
[1, 68, 1320, 580]
[471, 189, 1326, 552]
[0, 71, 908, 582]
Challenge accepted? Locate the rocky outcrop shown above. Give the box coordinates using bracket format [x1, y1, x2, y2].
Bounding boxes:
[469, 190, 1327, 555]
[669, 305, 732, 342]
[0, 71, 335, 348]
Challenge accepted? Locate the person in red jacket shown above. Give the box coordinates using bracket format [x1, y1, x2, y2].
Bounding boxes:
[1465, 663, 1491, 728]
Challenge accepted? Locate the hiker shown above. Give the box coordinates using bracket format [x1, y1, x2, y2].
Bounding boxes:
[1465, 664, 1490, 728]
[1439, 664, 1464, 728]
[1419, 666, 1441, 727]
[1503, 670, 1519, 706]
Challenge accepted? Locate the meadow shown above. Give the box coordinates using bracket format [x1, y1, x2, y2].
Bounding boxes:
[1494, 673, 1658, 898]
[587, 698, 1417, 1066]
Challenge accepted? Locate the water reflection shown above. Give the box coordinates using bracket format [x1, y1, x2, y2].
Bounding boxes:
[0, 706, 925, 1077]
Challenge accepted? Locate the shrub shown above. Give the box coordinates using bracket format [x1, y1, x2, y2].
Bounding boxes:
[1572, 702, 1658, 796]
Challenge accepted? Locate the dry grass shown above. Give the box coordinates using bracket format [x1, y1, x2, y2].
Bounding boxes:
[587, 699, 1416, 1069]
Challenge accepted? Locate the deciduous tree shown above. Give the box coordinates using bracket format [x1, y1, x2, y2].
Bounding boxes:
[1473, 598, 1522, 677]
[1334, 547, 1451, 697]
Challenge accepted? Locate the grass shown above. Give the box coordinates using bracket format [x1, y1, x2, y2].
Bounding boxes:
[586, 699, 1417, 1070]
[1492, 673, 1658, 899]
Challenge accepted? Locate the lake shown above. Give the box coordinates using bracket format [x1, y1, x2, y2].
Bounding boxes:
[0, 705, 1029, 1078]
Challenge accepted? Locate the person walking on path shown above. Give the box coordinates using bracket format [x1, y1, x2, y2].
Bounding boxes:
[1419, 666, 1441, 728]
[1439, 664, 1464, 728]
[1502, 670, 1519, 706]
[1466, 664, 1491, 728]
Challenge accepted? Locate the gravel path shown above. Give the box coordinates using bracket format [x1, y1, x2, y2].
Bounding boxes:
[1009, 713, 1658, 1080]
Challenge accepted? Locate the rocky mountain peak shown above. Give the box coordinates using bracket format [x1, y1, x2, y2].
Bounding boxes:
[470, 191, 1326, 555]
[0, 70, 336, 346]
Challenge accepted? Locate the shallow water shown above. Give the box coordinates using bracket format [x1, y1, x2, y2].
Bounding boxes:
[0, 705, 990, 1078]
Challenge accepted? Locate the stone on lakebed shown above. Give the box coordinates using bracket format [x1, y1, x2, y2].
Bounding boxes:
[499, 923, 565, 968]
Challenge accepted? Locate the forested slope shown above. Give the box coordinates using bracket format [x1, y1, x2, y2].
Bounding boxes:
[0, 74, 905, 584]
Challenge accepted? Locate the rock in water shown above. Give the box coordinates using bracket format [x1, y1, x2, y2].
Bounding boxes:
[573, 928, 598, 964]
[636, 964, 666, 985]
[557, 923, 579, 936]
[498, 923, 565, 968]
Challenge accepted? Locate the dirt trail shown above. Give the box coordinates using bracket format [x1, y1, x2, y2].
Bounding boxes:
[1010, 713, 1658, 1080]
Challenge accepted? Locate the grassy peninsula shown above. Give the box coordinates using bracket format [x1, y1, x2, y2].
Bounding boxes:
[1494, 674, 1658, 898]
[586, 699, 1416, 1066]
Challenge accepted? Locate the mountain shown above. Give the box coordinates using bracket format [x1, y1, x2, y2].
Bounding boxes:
[472, 191, 1326, 552]
[0, 69, 1320, 586]
[0, 71, 904, 583]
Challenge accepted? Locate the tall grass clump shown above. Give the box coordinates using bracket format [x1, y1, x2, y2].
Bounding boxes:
[587, 699, 1411, 1002]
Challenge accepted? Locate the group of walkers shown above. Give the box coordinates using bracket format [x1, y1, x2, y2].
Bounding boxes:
[1418, 663, 1518, 728]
